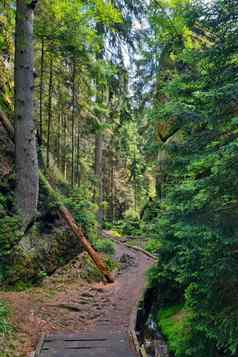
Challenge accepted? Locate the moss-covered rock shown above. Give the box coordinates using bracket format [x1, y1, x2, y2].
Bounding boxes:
[4, 227, 83, 285]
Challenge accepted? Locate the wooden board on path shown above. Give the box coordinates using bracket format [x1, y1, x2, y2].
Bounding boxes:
[36, 332, 136, 357]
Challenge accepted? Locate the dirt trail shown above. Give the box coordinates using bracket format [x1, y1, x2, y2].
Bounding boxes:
[0, 233, 155, 356]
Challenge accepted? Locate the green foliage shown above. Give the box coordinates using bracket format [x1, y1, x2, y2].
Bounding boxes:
[0, 193, 7, 216]
[0, 175, 15, 215]
[36, 0, 122, 55]
[0, 301, 12, 335]
[109, 230, 122, 238]
[94, 239, 115, 256]
[64, 187, 98, 241]
[139, 0, 238, 356]
[157, 304, 192, 357]
[144, 239, 160, 254]
[80, 254, 104, 282]
[104, 256, 118, 272]
[103, 221, 113, 230]
[0, 1, 15, 111]
[117, 217, 142, 236]
[0, 215, 21, 281]
[11, 281, 33, 292]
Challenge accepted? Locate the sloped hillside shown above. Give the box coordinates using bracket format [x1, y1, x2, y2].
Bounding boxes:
[0, 121, 83, 285]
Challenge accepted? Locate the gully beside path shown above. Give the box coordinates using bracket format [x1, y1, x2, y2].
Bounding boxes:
[35, 231, 155, 356]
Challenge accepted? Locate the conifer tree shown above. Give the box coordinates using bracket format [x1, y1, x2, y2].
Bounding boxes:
[15, 0, 39, 227]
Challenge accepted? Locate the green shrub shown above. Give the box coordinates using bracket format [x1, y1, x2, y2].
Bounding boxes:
[94, 239, 115, 255]
[103, 221, 113, 230]
[117, 217, 142, 236]
[80, 255, 104, 282]
[104, 256, 118, 271]
[145, 239, 160, 254]
[0, 215, 21, 281]
[0, 301, 12, 335]
[110, 230, 122, 238]
[64, 187, 98, 241]
[0, 193, 7, 215]
[157, 304, 192, 357]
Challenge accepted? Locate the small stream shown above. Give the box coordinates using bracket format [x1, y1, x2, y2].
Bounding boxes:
[135, 288, 170, 357]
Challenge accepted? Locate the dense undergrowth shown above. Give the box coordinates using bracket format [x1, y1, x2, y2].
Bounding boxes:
[0, 300, 16, 357]
[156, 304, 192, 357]
[0, 300, 12, 335]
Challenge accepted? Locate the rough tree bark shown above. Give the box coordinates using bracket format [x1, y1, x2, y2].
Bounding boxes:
[62, 113, 67, 177]
[109, 152, 115, 223]
[94, 34, 105, 224]
[39, 37, 45, 140]
[95, 132, 104, 223]
[76, 116, 81, 186]
[71, 59, 76, 187]
[15, 0, 39, 227]
[56, 111, 61, 168]
[0, 111, 114, 284]
[46, 56, 53, 168]
[56, 88, 62, 168]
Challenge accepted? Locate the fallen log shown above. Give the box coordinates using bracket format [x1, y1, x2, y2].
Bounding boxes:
[40, 173, 114, 283]
[0, 111, 114, 283]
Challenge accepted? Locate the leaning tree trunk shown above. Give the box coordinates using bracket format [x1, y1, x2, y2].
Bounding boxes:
[40, 173, 114, 283]
[15, 0, 39, 228]
[0, 111, 114, 284]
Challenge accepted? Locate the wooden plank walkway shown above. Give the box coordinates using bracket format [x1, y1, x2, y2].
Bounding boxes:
[36, 332, 136, 357]
[33, 236, 155, 357]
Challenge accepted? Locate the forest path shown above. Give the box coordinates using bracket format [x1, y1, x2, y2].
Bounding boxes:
[0, 232, 155, 356]
[36, 231, 155, 356]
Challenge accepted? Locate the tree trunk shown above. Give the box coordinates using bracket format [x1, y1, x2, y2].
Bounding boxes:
[76, 116, 81, 186]
[56, 90, 62, 168]
[109, 152, 114, 223]
[15, 0, 39, 227]
[46, 56, 53, 168]
[39, 37, 45, 140]
[56, 112, 60, 166]
[155, 173, 162, 200]
[95, 132, 104, 223]
[71, 60, 76, 187]
[94, 35, 105, 224]
[40, 172, 114, 283]
[62, 113, 67, 177]
[0, 111, 114, 284]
